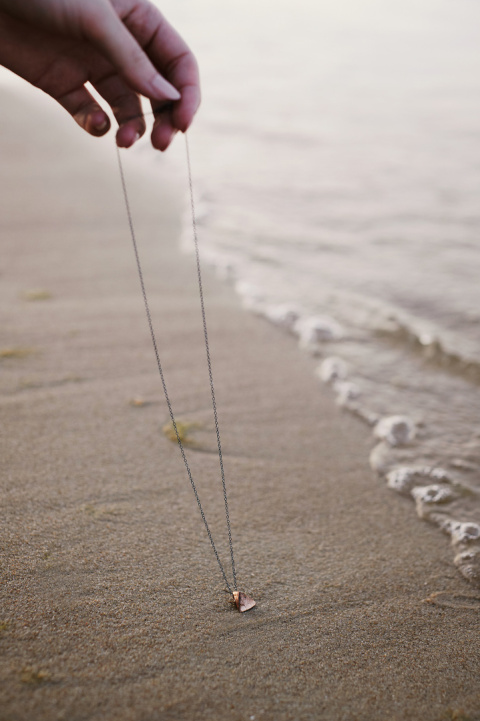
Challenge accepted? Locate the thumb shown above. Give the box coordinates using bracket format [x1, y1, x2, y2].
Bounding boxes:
[81, 1, 180, 102]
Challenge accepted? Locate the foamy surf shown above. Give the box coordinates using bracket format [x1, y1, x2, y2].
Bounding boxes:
[179, 220, 480, 588]
[177, 185, 480, 588]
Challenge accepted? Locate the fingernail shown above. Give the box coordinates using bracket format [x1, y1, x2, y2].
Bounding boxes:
[151, 75, 181, 101]
[95, 117, 109, 132]
[118, 129, 142, 149]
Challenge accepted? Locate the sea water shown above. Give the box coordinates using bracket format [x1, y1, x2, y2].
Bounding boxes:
[157, 0, 480, 586]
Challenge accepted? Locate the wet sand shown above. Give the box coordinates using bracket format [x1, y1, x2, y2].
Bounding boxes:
[1, 91, 480, 721]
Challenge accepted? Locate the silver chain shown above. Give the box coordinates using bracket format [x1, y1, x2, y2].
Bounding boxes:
[116, 138, 237, 595]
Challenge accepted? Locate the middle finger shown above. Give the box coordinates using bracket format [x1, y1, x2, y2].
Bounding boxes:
[93, 72, 147, 147]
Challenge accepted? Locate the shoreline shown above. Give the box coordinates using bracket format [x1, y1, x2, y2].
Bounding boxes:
[183, 207, 480, 592]
[191, 218, 480, 592]
[1, 89, 480, 721]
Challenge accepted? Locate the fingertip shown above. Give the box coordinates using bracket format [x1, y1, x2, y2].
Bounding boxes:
[151, 133, 171, 152]
[116, 123, 145, 148]
[172, 87, 201, 133]
[151, 125, 177, 152]
[151, 107, 176, 151]
[174, 116, 191, 134]
[173, 114, 192, 135]
[86, 110, 111, 137]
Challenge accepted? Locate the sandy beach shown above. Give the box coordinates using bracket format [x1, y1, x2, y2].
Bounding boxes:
[1, 91, 480, 721]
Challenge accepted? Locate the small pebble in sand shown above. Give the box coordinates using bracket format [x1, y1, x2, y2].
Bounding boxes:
[129, 397, 146, 407]
[0, 347, 35, 359]
[20, 667, 51, 684]
[316, 356, 348, 383]
[374, 415, 416, 446]
[294, 315, 343, 348]
[162, 420, 201, 447]
[23, 289, 52, 301]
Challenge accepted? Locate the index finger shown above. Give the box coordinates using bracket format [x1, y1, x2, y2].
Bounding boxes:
[120, 2, 201, 132]
[80, 0, 181, 103]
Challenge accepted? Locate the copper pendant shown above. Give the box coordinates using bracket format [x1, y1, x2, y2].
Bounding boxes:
[233, 591, 256, 613]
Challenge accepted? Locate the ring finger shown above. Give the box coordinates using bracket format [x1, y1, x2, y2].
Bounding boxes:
[93, 72, 147, 148]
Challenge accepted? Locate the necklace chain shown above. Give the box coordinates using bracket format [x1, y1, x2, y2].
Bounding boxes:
[116, 137, 237, 595]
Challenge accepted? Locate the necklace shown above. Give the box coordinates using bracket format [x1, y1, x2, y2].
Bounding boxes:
[116, 136, 256, 614]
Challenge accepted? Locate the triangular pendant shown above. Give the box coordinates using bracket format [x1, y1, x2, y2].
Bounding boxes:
[233, 591, 256, 613]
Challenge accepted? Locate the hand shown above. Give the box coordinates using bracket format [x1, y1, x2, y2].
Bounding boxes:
[0, 0, 200, 150]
